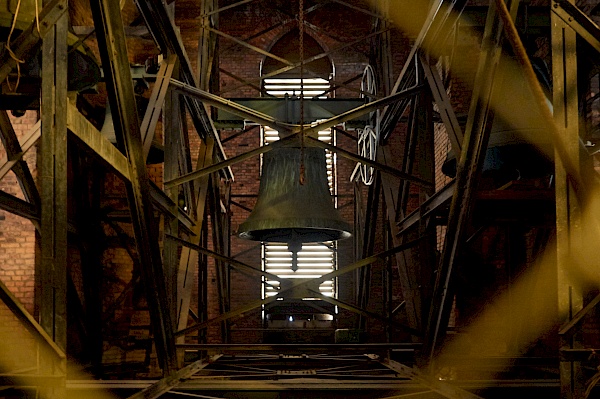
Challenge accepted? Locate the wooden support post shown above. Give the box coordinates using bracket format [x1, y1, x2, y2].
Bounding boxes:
[39, 3, 68, 396]
[552, 3, 586, 397]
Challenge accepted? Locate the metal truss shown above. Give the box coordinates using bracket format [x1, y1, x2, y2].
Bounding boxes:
[2, 0, 596, 398]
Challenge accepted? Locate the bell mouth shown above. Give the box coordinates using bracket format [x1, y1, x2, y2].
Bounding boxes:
[238, 227, 351, 243]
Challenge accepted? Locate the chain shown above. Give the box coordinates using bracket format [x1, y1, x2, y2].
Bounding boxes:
[299, 0, 305, 185]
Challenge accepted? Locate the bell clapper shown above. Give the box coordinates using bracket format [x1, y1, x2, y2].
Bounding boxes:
[288, 241, 302, 272]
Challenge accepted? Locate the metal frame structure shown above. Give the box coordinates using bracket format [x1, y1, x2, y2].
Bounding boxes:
[1, 0, 600, 398]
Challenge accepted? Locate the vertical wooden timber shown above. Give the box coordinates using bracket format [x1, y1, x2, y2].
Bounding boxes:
[552, 4, 585, 397]
[89, 0, 177, 374]
[40, 1, 68, 395]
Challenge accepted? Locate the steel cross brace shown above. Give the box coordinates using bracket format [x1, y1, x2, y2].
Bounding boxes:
[174, 236, 427, 337]
[0, 120, 41, 182]
[552, 0, 600, 53]
[382, 359, 484, 399]
[66, 102, 195, 232]
[134, 0, 232, 180]
[218, 28, 389, 96]
[424, 0, 522, 364]
[126, 355, 223, 399]
[0, 0, 67, 83]
[378, 0, 467, 140]
[90, 0, 178, 374]
[0, 111, 40, 208]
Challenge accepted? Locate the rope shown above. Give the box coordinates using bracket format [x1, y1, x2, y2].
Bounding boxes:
[5, 0, 26, 92]
[299, 0, 305, 185]
[34, 0, 40, 35]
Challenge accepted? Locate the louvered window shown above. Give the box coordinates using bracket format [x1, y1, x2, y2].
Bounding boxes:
[261, 78, 337, 301]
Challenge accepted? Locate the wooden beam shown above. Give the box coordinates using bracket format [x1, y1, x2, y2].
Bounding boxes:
[306, 136, 433, 188]
[425, 0, 520, 364]
[420, 55, 463, 154]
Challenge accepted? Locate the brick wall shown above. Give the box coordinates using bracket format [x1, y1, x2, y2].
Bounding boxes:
[0, 111, 38, 314]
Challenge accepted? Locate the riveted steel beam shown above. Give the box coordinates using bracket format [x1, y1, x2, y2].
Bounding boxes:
[90, 0, 177, 374]
[425, 0, 521, 364]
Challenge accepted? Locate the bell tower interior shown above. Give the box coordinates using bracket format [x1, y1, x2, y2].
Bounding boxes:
[2, 0, 600, 398]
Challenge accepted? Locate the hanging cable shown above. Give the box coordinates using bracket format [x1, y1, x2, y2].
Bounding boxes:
[5, 0, 26, 92]
[299, 0, 305, 185]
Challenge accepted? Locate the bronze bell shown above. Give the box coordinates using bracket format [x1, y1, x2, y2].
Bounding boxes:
[238, 145, 352, 271]
[101, 100, 165, 164]
[441, 55, 553, 182]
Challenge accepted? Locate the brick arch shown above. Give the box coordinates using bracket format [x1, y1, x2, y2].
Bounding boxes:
[261, 28, 333, 79]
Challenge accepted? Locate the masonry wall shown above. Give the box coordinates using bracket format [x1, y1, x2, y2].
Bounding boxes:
[0, 111, 38, 313]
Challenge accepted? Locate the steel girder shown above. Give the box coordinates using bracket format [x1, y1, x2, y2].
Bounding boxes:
[89, 0, 178, 374]
[424, 0, 523, 364]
